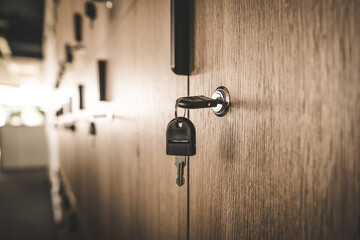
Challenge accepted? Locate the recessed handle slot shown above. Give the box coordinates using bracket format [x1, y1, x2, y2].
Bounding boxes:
[171, 0, 190, 75]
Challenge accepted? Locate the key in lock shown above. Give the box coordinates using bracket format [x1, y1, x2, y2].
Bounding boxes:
[166, 117, 196, 186]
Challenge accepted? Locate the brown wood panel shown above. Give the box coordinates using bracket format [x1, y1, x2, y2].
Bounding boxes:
[189, 0, 360, 239]
[54, 0, 188, 239]
[102, 0, 188, 237]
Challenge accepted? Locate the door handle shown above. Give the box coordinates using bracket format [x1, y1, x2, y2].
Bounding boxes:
[171, 0, 190, 75]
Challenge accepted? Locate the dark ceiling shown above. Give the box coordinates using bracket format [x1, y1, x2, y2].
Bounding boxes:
[0, 0, 44, 58]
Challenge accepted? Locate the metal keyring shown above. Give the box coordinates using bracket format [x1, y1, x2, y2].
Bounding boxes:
[175, 98, 186, 123]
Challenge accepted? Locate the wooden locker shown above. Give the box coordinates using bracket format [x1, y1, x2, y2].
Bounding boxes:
[189, 0, 360, 239]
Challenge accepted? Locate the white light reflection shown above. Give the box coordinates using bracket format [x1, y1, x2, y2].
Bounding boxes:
[21, 107, 44, 126]
[7, 63, 40, 75]
[0, 84, 50, 109]
[0, 108, 6, 127]
[106, 0, 113, 9]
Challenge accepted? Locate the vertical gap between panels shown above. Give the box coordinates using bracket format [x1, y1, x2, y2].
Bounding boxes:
[186, 74, 190, 240]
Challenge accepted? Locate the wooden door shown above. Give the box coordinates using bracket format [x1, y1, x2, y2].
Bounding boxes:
[189, 0, 360, 239]
[52, 0, 359, 239]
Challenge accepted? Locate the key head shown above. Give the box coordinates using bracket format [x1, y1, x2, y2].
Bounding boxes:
[177, 96, 219, 109]
[166, 117, 196, 156]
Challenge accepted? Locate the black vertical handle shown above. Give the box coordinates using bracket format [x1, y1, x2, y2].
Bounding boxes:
[78, 85, 84, 109]
[98, 60, 107, 101]
[74, 13, 83, 42]
[85, 2, 96, 21]
[171, 0, 190, 75]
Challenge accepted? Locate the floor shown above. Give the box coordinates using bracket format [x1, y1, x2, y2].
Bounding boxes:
[0, 169, 56, 240]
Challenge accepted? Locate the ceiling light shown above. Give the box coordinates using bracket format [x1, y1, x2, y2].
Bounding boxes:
[7, 63, 40, 76]
[0, 108, 6, 127]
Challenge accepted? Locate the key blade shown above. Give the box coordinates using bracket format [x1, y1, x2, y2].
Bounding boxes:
[176, 176, 185, 186]
[176, 162, 185, 186]
[175, 156, 186, 164]
[175, 156, 186, 187]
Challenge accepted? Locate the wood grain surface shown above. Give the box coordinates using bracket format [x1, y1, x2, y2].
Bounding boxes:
[52, 0, 360, 239]
[55, 0, 188, 239]
[189, 0, 360, 239]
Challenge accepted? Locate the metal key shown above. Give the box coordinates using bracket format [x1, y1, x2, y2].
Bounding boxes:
[166, 117, 196, 186]
[175, 156, 186, 186]
[177, 96, 221, 109]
